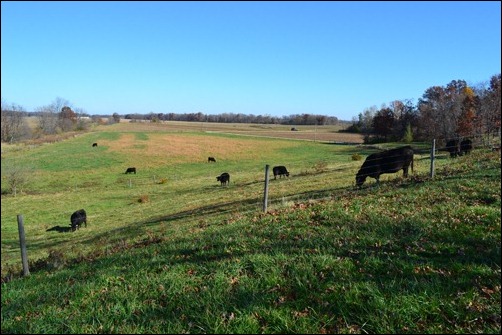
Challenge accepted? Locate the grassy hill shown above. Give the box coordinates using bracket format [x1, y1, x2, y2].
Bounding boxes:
[1, 122, 500, 333]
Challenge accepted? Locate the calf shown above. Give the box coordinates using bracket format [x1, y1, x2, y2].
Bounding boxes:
[125, 167, 136, 174]
[216, 172, 230, 186]
[356, 146, 414, 187]
[70, 209, 87, 232]
[272, 166, 290, 179]
[92, 142, 98, 147]
[208, 157, 216, 163]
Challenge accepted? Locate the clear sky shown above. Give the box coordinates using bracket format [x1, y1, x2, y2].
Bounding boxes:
[1, 1, 501, 120]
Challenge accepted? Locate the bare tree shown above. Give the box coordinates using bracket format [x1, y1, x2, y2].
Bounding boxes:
[35, 105, 59, 135]
[3, 161, 32, 196]
[1, 101, 30, 143]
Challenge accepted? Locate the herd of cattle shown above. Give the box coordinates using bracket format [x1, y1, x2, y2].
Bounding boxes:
[69, 138, 476, 232]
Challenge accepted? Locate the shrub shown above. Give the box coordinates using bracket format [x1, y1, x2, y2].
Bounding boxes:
[312, 161, 328, 173]
[138, 195, 150, 203]
[352, 153, 362, 161]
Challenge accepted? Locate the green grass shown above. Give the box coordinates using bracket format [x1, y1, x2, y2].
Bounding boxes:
[1, 124, 500, 333]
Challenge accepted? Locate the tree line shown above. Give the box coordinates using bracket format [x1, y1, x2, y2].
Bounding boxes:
[1, 73, 500, 145]
[346, 74, 501, 145]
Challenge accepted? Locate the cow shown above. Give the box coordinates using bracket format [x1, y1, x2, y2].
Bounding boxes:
[92, 143, 98, 147]
[208, 157, 216, 163]
[272, 166, 290, 180]
[445, 139, 460, 158]
[70, 209, 87, 232]
[355, 146, 414, 188]
[125, 167, 136, 174]
[216, 172, 230, 186]
[460, 138, 473, 156]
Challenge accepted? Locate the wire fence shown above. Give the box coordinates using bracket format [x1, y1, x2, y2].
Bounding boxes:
[91, 132, 500, 214]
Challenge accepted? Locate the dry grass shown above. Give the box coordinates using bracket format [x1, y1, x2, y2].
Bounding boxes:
[106, 120, 363, 143]
[101, 132, 298, 164]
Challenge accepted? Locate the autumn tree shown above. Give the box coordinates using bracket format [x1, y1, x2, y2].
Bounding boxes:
[456, 87, 479, 137]
[59, 106, 77, 131]
[418, 80, 468, 141]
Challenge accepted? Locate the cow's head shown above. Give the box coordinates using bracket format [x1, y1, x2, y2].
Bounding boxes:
[355, 174, 366, 188]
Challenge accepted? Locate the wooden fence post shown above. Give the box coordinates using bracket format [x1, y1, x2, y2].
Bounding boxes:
[430, 139, 436, 178]
[263, 165, 270, 212]
[17, 214, 30, 276]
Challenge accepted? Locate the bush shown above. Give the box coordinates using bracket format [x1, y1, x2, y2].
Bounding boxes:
[352, 153, 362, 161]
[312, 161, 328, 173]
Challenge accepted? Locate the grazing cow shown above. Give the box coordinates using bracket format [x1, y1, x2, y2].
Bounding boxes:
[92, 143, 98, 147]
[125, 167, 136, 174]
[355, 146, 414, 187]
[70, 209, 87, 232]
[272, 166, 290, 179]
[445, 139, 460, 158]
[460, 138, 473, 156]
[208, 157, 216, 163]
[216, 172, 230, 186]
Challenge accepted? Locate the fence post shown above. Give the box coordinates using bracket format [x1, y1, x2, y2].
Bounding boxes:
[430, 139, 435, 178]
[263, 165, 270, 212]
[17, 214, 30, 276]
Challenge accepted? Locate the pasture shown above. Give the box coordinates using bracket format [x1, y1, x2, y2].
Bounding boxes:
[2, 121, 369, 272]
[1, 121, 500, 333]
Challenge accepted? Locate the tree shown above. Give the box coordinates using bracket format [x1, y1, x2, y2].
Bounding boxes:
[390, 99, 418, 141]
[402, 123, 413, 143]
[456, 87, 478, 137]
[112, 113, 121, 123]
[35, 105, 58, 135]
[479, 74, 501, 140]
[418, 80, 468, 141]
[372, 107, 395, 141]
[1, 101, 30, 143]
[59, 106, 77, 131]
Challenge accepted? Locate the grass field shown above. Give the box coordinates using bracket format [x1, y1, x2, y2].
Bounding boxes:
[1, 121, 500, 333]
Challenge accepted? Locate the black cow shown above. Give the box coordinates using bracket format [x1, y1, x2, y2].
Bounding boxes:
[460, 138, 473, 155]
[125, 167, 136, 174]
[355, 146, 414, 187]
[445, 139, 460, 158]
[208, 157, 216, 163]
[92, 143, 98, 147]
[70, 209, 87, 232]
[216, 172, 230, 186]
[273, 166, 290, 179]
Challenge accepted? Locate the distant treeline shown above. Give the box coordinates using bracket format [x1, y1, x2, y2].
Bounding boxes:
[120, 112, 341, 126]
[2, 73, 500, 144]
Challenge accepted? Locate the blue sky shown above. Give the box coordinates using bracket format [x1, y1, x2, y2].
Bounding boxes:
[1, 1, 500, 120]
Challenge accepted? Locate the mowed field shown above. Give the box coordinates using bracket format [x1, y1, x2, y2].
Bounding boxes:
[2, 121, 411, 274]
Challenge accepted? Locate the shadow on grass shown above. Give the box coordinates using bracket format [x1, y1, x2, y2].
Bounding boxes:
[46, 225, 72, 233]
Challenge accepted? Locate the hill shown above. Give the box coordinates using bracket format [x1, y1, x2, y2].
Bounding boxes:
[1, 123, 500, 333]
